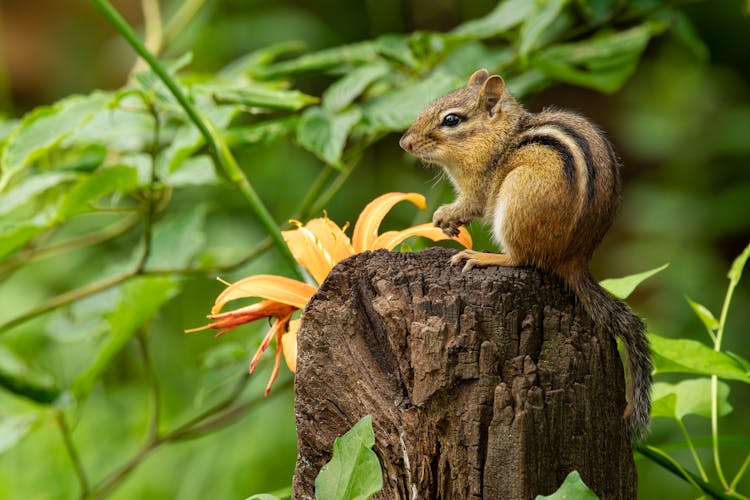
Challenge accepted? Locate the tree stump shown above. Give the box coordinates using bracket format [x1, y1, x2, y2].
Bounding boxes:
[293, 247, 636, 499]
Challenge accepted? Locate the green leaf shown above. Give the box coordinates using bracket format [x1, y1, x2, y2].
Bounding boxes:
[535, 471, 599, 500]
[156, 101, 238, 175]
[145, 205, 208, 269]
[212, 85, 318, 111]
[649, 334, 750, 383]
[432, 43, 515, 79]
[1, 92, 111, 181]
[0, 172, 78, 217]
[0, 214, 53, 260]
[669, 10, 708, 60]
[162, 155, 220, 187]
[296, 107, 361, 168]
[531, 24, 657, 93]
[225, 117, 298, 147]
[0, 118, 19, 145]
[685, 296, 719, 335]
[315, 415, 383, 500]
[577, 0, 619, 23]
[0, 414, 39, 454]
[361, 71, 460, 133]
[728, 241, 750, 285]
[0, 345, 61, 404]
[599, 263, 669, 299]
[57, 166, 139, 218]
[246, 495, 281, 500]
[219, 41, 306, 79]
[374, 34, 419, 68]
[452, 0, 536, 39]
[322, 63, 390, 113]
[519, 0, 570, 61]
[253, 42, 379, 79]
[132, 52, 194, 107]
[651, 378, 732, 421]
[727, 351, 750, 374]
[66, 96, 155, 152]
[71, 276, 181, 399]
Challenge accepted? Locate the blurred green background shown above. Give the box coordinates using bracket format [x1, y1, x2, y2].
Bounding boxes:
[0, 0, 749, 498]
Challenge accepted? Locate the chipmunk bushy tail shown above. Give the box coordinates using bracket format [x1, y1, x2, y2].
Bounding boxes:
[568, 269, 652, 440]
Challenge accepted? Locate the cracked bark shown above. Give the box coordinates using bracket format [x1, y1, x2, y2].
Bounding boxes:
[292, 247, 636, 499]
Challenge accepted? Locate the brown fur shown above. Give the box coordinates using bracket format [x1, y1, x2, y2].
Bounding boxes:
[400, 69, 652, 439]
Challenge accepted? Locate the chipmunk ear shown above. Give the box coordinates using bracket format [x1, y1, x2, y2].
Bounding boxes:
[479, 75, 506, 117]
[467, 69, 489, 87]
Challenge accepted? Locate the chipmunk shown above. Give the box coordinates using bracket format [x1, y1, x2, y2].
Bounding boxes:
[399, 69, 651, 439]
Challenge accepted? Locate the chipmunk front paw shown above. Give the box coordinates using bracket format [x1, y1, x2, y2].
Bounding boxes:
[433, 203, 470, 237]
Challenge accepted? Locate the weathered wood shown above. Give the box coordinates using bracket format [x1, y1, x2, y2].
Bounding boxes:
[293, 247, 636, 499]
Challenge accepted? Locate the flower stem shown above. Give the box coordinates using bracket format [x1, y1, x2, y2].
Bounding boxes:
[89, 0, 302, 280]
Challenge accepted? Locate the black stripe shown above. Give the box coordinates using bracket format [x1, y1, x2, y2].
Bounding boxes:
[547, 121, 596, 206]
[517, 134, 576, 189]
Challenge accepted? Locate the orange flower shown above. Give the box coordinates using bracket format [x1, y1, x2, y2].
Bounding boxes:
[188, 192, 472, 395]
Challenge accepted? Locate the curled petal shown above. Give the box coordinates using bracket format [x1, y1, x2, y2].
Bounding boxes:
[281, 318, 300, 373]
[351, 192, 426, 252]
[249, 309, 293, 380]
[212, 274, 316, 314]
[265, 337, 284, 397]
[282, 217, 354, 284]
[371, 223, 473, 251]
[186, 300, 297, 337]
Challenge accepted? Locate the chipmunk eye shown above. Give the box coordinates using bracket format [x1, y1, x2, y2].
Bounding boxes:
[441, 113, 462, 127]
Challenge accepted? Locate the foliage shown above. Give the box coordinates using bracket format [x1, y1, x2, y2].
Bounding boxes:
[536, 471, 599, 500]
[604, 247, 750, 498]
[315, 416, 383, 500]
[0, 0, 747, 498]
[634, 243, 750, 499]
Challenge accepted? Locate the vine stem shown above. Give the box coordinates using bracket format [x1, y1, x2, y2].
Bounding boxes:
[731, 453, 750, 491]
[676, 418, 709, 482]
[89, 0, 302, 280]
[635, 445, 731, 500]
[56, 411, 90, 498]
[712, 261, 742, 490]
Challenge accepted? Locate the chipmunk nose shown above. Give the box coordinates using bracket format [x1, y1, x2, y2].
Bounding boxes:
[399, 133, 414, 153]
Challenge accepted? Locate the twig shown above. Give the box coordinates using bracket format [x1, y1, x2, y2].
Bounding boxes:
[56, 411, 90, 498]
[0, 214, 140, 278]
[135, 100, 161, 274]
[0, 271, 135, 334]
[136, 331, 160, 440]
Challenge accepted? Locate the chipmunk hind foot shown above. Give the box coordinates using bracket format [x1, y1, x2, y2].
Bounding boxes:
[450, 250, 518, 272]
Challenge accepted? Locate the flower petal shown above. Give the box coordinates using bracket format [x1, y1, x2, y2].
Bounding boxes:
[351, 192, 426, 252]
[249, 310, 292, 374]
[281, 318, 300, 373]
[264, 336, 284, 397]
[371, 223, 473, 251]
[212, 275, 316, 314]
[303, 218, 355, 265]
[282, 217, 354, 284]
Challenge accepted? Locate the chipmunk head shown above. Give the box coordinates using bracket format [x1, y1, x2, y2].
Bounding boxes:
[399, 69, 524, 178]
